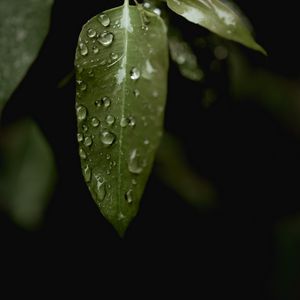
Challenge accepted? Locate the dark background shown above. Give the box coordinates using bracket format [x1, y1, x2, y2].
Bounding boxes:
[1, 0, 300, 298]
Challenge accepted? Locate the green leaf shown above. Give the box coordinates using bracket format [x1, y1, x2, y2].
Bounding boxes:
[168, 27, 203, 81]
[0, 0, 53, 115]
[75, 2, 169, 236]
[0, 119, 56, 229]
[166, 0, 266, 54]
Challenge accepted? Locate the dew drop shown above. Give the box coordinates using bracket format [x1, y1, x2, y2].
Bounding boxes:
[106, 154, 111, 160]
[110, 52, 118, 60]
[132, 179, 137, 185]
[153, 8, 161, 16]
[95, 96, 111, 108]
[92, 45, 99, 54]
[143, 2, 151, 9]
[144, 139, 149, 145]
[106, 115, 115, 125]
[133, 89, 140, 97]
[98, 32, 114, 47]
[82, 124, 88, 133]
[84, 136, 93, 147]
[76, 105, 87, 121]
[91, 117, 100, 127]
[125, 189, 134, 204]
[101, 131, 115, 146]
[120, 116, 135, 128]
[77, 133, 83, 142]
[98, 14, 110, 27]
[87, 28, 96, 38]
[79, 148, 87, 159]
[130, 67, 140, 80]
[128, 149, 143, 174]
[80, 83, 87, 91]
[83, 165, 91, 182]
[79, 43, 88, 56]
[95, 175, 106, 201]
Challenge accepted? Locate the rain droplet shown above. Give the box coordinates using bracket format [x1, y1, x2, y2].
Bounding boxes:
[106, 115, 115, 125]
[77, 133, 83, 142]
[82, 125, 88, 133]
[83, 165, 91, 182]
[101, 131, 115, 146]
[130, 67, 140, 80]
[106, 154, 111, 160]
[92, 45, 99, 54]
[95, 96, 111, 108]
[91, 117, 100, 127]
[128, 149, 143, 174]
[125, 189, 134, 204]
[79, 43, 88, 56]
[84, 136, 93, 147]
[128, 117, 136, 127]
[110, 52, 118, 60]
[76, 105, 87, 121]
[79, 148, 87, 159]
[98, 14, 110, 27]
[95, 175, 106, 201]
[144, 139, 149, 145]
[133, 89, 140, 97]
[143, 2, 151, 9]
[87, 28, 96, 38]
[98, 32, 114, 47]
[80, 83, 87, 91]
[120, 116, 135, 128]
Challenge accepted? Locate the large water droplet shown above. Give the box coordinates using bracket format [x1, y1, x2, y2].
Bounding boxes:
[101, 131, 115, 146]
[79, 148, 87, 159]
[98, 14, 110, 27]
[76, 105, 87, 121]
[87, 28, 96, 38]
[91, 117, 100, 127]
[125, 189, 134, 204]
[130, 67, 140, 80]
[79, 43, 88, 56]
[83, 165, 91, 182]
[106, 115, 115, 125]
[77, 133, 83, 142]
[98, 32, 114, 47]
[84, 136, 93, 147]
[128, 149, 143, 174]
[95, 175, 106, 201]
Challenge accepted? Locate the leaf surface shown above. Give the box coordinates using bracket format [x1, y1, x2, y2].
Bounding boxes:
[0, 0, 53, 115]
[75, 2, 169, 236]
[166, 0, 266, 54]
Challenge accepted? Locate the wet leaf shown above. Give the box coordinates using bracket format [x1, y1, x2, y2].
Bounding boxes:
[0, 119, 56, 229]
[0, 0, 53, 115]
[75, 1, 169, 236]
[166, 0, 266, 54]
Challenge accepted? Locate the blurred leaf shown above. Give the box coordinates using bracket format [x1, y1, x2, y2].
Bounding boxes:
[156, 133, 217, 209]
[229, 49, 300, 135]
[75, 2, 169, 236]
[166, 0, 266, 54]
[0, 0, 53, 115]
[0, 119, 56, 229]
[275, 215, 300, 300]
[168, 27, 204, 81]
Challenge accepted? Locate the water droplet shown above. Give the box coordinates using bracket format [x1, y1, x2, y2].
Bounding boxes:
[143, 2, 151, 9]
[88, 70, 94, 77]
[125, 189, 134, 204]
[106, 154, 111, 160]
[76, 105, 87, 121]
[77, 133, 83, 142]
[106, 115, 115, 125]
[92, 45, 99, 54]
[132, 179, 137, 185]
[95, 175, 106, 201]
[106, 170, 111, 175]
[79, 43, 88, 56]
[83, 165, 91, 182]
[98, 32, 114, 47]
[153, 8, 161, 16]
[110, 52, 118, 60]
[133, 89, 140, 97]
[128, 149, 143, 174]
[79, 148, 87, 159]
[153, 91, 158, 98]
[120, 116, 135, 128]
[128, 117, 136, 127]
[84, 136, 93, 147]
[130, 67, 140, 80]
[98, 14, 110, 27]
[91, 117, 100, 127]
[95, 97, 111, 108]
[101, 131, 115, 146]
[80, 83, 87, 91]
[87, 28, 96, 38]
[144, 139, 149, 145]
[82, 125, 88, 133]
